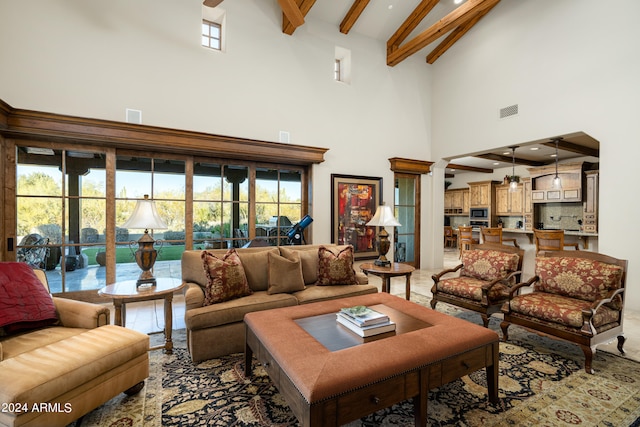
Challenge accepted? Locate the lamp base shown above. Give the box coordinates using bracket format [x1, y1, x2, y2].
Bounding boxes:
[136, 277, 157, 288]
[374, 259, 391, 267]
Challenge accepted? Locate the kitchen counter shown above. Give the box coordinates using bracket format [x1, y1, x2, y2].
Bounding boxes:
[501, 228, 597, 249]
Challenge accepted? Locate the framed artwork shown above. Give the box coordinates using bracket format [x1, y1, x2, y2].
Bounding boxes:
[331, 174, 382, 260]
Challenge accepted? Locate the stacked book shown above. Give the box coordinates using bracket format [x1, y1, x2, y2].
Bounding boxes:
[336, 305, 396, 337]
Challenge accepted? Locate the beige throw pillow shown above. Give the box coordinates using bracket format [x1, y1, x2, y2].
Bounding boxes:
[267, 251, 306, 295]
[280, 247, 319, 285]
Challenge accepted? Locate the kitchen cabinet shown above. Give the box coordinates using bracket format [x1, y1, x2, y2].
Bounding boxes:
[468, 181, 498, 208]
[528, 162, 586, 203]
[495, 183, 523, 216]
[522, 178, 533, 231]
[583, 171, 598, 233]
[444, 188, 469, 215]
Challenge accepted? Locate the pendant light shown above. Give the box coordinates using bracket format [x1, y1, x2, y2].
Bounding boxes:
[509, 146, 518, 193]
[552, 138, 562, 189]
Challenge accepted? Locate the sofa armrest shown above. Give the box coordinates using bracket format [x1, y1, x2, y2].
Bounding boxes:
[580, 287, 625, 335]
[184, 282, 205, 311]
[355, 271, 368, 285]
[432, 264, 463, 283]
[53, 297, 110, 328]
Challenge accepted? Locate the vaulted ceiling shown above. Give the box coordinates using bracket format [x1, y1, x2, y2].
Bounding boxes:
[205, 0, 502, 65]
[275, 0, 501, 65]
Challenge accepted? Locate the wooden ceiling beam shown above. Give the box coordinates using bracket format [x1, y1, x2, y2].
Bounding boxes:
[387, 0, 499, 67]
[202, 0, 224, 7]
[340, 0, 370, 34]
[476, 152, 545, 167]
[541, 140, 599, 158]
[445, 163, 494, 174]
[279, 0, 305, 28]
[387, 0, 439, 52]
[426, 0, 499, 64]
[282, 0, 316, 35]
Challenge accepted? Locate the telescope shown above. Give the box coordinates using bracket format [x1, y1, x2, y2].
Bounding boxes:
[287, 215, 313, 245]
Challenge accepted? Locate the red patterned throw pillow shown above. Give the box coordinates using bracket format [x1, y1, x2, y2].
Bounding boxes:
[201, 249, 252, 305]
[316, 245, 359, 286]
[0, 262, 58, 335]
[461, 249, 519, 282]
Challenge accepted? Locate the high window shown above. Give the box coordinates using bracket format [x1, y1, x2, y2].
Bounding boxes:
[202, 20, 221, 50]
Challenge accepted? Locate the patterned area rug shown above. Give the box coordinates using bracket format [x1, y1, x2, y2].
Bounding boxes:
[76, 293, 640, 427]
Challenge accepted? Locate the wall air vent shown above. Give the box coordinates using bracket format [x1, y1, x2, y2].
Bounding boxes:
[126, 108, 142, 124]
[499, 104, 519, 119]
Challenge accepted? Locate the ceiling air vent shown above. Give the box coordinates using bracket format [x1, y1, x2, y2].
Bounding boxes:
[499, 104, 518, 119]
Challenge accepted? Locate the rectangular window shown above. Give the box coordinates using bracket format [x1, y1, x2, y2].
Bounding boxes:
[334, 59, 342, 82]
[16, 147, 107, 294]
[202, 20, 221, 50]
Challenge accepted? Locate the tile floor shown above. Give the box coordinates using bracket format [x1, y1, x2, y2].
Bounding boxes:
[106, 248, 640, 363]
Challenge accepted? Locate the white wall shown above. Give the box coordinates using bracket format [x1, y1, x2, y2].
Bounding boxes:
[0, 0, 432, 252]
[431, 0, 640, 308]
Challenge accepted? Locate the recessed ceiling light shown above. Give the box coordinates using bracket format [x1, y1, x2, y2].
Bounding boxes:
[454, 0, 464, 4]
[530, 147, 539, 151]
[493, 162, 500, 166]
[502, 151, 510, 155]
[388, 4, 393, 10]
[550, 153, 557, 158]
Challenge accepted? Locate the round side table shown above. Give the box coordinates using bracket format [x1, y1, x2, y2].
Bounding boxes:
[99, 278, 185, 354]
[360, 263, 415, 300]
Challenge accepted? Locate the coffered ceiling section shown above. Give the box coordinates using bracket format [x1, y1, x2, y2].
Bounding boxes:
[275, 0, 501, 65]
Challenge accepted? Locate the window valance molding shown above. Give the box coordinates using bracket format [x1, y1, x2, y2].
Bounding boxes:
[0, 100, 328, 166]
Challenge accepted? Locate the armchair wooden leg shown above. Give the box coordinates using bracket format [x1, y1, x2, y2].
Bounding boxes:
[580, 345, 595, 374]
[617, 335, 626, 354]
[480, 314, 490, 328]
[500, 321, 510, 341]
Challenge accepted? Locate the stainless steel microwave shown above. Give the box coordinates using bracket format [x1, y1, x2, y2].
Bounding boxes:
[470, 208, 488, 218]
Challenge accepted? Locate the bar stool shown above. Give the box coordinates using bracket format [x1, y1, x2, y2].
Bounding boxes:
[533, 229, 579, 254]
[481, 226, 519, 248]
[457, 225, 478, 258]
[444, 226, 457, 249]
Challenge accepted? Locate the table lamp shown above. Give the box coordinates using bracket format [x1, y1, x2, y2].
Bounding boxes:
[366, 204, 401, 267]
[121, 194, 168, 287]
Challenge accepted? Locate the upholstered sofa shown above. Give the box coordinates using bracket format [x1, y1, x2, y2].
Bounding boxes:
[501, 250, 628, 374]
[181, 244, 379, 362]
[0, 263, 150, 427]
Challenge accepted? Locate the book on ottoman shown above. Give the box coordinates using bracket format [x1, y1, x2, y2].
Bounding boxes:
[336, 314, 396, 337]
[339, 305, 389, 327]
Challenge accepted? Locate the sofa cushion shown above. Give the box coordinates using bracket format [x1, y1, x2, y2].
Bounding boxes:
[317, 245, 359, 286]
[534, 257, 624, 308]
[267, 251, 306, 294]
[0, 262, 58, 335]
[293, 283, 378, 304]
[184, 291, 298, 330]
[460, 250, 519, 282]
[508, 292, 621, 329]
[435, 276, 510, 303]
[201, 249, 252, 305]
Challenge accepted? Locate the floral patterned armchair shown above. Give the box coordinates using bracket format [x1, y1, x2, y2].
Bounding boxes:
[431, 243, 524, 327]
[501, 250, 628, 374]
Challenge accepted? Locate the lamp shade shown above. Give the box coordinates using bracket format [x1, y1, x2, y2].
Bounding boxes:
[366, 205, 401, 227]
[121, 195, 168, 230]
